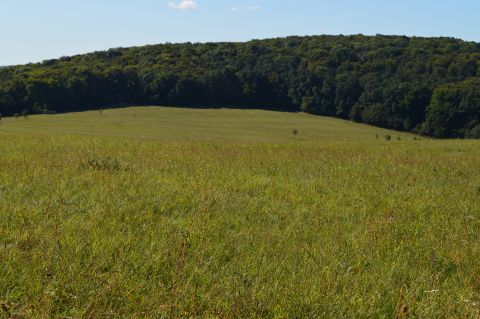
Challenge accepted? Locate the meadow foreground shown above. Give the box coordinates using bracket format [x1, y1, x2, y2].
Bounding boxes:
[1, 107, 480, 318]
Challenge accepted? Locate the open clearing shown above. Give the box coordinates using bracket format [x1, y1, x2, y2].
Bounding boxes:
[1, 107, 480, 318]
[0, 106, 412, 142]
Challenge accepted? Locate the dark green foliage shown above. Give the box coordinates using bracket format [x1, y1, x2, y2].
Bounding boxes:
[423, 79, 480, 137]
[1, 35, 480, 137]
[467, 124, 480, 139]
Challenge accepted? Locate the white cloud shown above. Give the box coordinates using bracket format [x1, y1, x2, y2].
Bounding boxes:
[247, 5, 261, 11]
[228, 6, 239, 12]
[168, 0, 198, 10]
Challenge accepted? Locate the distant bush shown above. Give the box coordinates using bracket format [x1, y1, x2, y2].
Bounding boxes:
[21, 109, 30, 119]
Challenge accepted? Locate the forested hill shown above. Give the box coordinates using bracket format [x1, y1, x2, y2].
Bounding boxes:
[1, 35, 480, 138]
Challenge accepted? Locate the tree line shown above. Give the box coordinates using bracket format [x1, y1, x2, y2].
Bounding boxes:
[0, 34, 479, 138]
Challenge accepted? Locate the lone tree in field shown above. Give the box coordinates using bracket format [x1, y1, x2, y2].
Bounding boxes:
[21, 109, 30, 119]
[293, 129, 299, 138]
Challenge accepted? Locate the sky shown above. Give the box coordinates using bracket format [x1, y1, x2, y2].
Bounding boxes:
[1, 0, 479, 66]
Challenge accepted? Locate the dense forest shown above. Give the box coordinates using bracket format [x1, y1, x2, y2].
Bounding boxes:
[1, 35, 480, 138]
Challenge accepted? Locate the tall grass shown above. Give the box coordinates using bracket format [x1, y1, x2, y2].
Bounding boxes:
[0, 108, 479, 317]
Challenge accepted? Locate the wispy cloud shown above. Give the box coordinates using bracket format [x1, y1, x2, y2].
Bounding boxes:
[247, 5, 261, 11]
[228, 6, 239, 12]
[168, 0, 198, 10]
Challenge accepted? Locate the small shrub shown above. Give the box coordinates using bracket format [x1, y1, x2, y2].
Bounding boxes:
[80, 157, 129, 172]
[384, 135, 391, 141]
[21, 109, 30, 119]
[292, 129, 299, 138]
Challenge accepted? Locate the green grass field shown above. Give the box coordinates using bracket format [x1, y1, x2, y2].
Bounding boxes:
[0, 106, 413, 142]
[1, 107, 480, 318]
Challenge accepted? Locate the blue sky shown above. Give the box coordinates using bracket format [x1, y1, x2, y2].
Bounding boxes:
[1, 0, 479, 65]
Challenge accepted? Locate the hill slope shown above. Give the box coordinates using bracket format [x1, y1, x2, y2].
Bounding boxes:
[0, 34, 479, 138]
[0, 106, 414, 142]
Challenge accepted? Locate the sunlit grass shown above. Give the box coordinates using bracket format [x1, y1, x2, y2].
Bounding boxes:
[1, 107, 479, 318]
[0, 106, 414, 142]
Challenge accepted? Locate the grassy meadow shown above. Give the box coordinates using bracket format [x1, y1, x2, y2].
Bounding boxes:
[1, 107, 480, 318]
